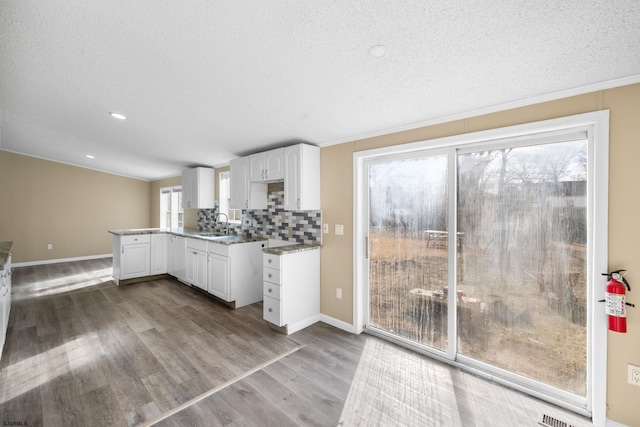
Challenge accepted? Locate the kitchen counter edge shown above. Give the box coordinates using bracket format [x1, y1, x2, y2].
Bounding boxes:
[262, 243, 321, 255]
[108, 228, 267, 245]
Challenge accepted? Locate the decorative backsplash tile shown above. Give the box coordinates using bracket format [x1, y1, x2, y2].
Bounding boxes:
[197, 190, 322, 245]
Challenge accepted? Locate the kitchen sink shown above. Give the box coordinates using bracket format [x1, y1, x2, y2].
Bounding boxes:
[197, 232, 223, 237]
[209, 235, 245, 244]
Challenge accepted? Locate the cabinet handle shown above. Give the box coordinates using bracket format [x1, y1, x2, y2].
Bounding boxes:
[268, 308, 273, 312]
[121, 247, 124, 254]
[268, 273, 272, 278]
[297, 198, 300, 209]
[268, 259, 272, 263]
[268, 288, 272, 293]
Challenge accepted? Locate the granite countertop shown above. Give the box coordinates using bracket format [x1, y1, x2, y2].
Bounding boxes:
[108, 228, 268, 246]
[0, 241, 13, 271]
[262, 243, 321, 255]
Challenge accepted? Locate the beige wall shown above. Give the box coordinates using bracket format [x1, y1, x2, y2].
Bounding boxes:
[320, 83, 640, 425]
[0, 151, 150, 263]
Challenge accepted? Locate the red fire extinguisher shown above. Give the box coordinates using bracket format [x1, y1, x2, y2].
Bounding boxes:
[602, 270, 634, 333]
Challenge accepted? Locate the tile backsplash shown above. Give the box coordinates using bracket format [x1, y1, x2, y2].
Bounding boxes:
[197, 189, 322, 245]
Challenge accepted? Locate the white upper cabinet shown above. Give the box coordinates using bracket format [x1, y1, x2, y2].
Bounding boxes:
[231, 156, 267, 209]
[230, 157, 250, 209]
[249, 148, 284, 182]
[230, 144, 319, 211]
[284, 144, 320, 210]
[182, 167, 215, 209]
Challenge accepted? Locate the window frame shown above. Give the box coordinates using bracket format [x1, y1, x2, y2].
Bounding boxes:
[218, 170, 242, 224]
[160, 185, 183, 229]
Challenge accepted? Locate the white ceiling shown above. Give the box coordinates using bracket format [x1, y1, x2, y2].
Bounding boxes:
[1, 1, 639, 181]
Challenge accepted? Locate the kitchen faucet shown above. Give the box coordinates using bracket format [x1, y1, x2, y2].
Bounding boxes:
[216, 213, 230, 234]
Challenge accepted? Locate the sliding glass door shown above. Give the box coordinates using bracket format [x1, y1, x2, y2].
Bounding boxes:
[362, 124, 599, 411]
[368, 153, 449, 351]
[456, 140, 587, 396]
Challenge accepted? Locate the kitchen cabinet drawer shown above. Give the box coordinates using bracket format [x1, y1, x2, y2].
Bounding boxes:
[121, 234, 151, 245]
[263, 281, 281, 300]
[263, 253, 281, 269]
[208, 242, 230, 257]
[186, 237, 207, 251]
[263, 267, 280, 284]
[263, 296, 283, 326]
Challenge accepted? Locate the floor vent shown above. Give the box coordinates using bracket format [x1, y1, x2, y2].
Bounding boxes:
[538, 413, 575, 427]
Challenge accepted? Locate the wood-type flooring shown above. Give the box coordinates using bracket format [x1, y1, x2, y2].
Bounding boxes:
[1, 258, 594, 426]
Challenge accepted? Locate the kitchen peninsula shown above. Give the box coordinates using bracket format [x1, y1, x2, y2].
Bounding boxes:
[109, 228, 321, 331]
[109, 228, 267, 308]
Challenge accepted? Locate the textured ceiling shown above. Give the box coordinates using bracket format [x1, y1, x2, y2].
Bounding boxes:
[1, 1, 639, 180]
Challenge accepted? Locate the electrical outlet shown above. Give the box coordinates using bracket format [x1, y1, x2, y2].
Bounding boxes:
[323, 223, 329, 234]
[629, 364, 640, 387]
[335, 224, 344, 235]
[47, 243, 53, 250]
[336, 288, 342, 299]
[242, 218, 251, 226]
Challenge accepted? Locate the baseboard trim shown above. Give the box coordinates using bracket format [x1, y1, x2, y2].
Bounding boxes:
[607, 420, 629, 427]
[13, 254, 112, 267]
[320, 314, 358, 334]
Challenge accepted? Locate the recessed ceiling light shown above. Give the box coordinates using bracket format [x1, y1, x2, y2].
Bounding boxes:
[85, 154, 95, 159]
[368, 45, 387, 58]
[109, 112, 126, 120]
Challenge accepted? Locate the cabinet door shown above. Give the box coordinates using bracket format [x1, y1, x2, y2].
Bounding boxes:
[121, 243, 151, 279]
[194, 168, 215, 209]
[150, 234, 168, 275]
[186, 248, 207, 290]
[167, 236, 175, 276]
[208, 253, 230, 300]
[265, 148, 284, 180]
[1, 258, 10, 340]
[230, 157, 249, 209]
[181, 168, 194, 208]
[170, 237, 186, 281]
[194, 250, 208, 290]
[249, 153, 265, 181]
[284, 144, 320, 210]
[283, 145, 301, 210]
[185, 250, 196, 285]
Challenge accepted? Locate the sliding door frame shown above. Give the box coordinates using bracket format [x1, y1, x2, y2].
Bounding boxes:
[353, 110, 609, 425]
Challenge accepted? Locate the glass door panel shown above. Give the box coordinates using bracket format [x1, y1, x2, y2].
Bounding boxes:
[456, 140, 588, 396]
[368, 154, 449, 351]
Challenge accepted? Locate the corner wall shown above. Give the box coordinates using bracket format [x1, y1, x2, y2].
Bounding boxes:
[0, 151, 151, 263]
[319, 83, 640, 425]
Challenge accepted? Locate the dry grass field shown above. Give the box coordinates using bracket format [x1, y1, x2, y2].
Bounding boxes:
[368, 228, 587, 396]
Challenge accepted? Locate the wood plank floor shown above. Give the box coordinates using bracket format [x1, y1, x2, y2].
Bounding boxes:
[1, 258, 594, 427]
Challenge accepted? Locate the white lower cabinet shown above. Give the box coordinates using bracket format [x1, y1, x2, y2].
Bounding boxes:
[262, 248, 320, 334]
[150, 234, 168, 275]
[208, 240, 264, 308]
[1, 254, 12, 360]
[113, 234, 151, 283]
[208, 253, 230, 300]
[186, 238, 208, 290]
[111, 232, 265, 309]
[168, 235, 186, 282]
